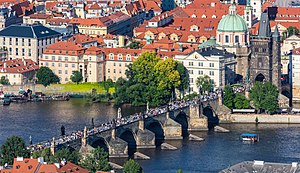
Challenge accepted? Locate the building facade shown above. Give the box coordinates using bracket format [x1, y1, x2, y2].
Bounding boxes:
[175, 47, 236, 93]
[40, 41, 105, 83]
[0, 24, 61, 63]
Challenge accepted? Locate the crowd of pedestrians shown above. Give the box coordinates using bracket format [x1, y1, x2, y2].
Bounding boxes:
[29, 90, 223, 151]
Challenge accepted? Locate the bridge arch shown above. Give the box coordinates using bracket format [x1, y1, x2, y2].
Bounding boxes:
[174, 110, 188, 137]
[89, 136, 109, 152]
[203, 106, 219, 130]
[118, 128, 137, 156]
[146, 120, 164, 146]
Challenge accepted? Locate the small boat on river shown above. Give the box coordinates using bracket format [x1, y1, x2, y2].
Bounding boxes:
[0, 92, 10, 106]
[240, 133, 259, 142]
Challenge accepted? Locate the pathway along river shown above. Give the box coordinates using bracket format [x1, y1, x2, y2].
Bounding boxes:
[1, 99, 300, 172]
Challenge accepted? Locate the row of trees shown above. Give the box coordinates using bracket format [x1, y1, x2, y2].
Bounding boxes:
[0, 136, 142, 173]
[114, 52, 189, 106]
[36, 67, 83, 87]
[224, 85, 250, 109]
[224, 82, 279, 114]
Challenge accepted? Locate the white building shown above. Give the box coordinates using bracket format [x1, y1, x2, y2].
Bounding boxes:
[174, 47, 236, 93]
[291, 48, 300, 101]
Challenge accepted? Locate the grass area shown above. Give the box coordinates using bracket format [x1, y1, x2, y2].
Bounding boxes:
[42, 83, 115, 94]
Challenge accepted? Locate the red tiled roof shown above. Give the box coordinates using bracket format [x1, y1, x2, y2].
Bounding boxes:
[58, 162, 89, 173]
[44, 41, 86, 56]
[0, 59, 39, 74]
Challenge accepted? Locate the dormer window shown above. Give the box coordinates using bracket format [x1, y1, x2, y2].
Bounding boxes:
[109, 53, 114, 60]
[118, 54, 123, 60]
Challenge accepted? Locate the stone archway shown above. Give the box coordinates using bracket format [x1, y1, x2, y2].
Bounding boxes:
[255, 73, 266, 82]
[174, 111, 188, 137]
[203, 106, 219, 130]
[146, 121, 164, 146]
[90, 137, 109, 152]
[119, 129, 137, 156]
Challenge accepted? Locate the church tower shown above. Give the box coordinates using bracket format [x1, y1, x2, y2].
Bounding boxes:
[244, 0, 253, 28]
[272, 25, 281, 91]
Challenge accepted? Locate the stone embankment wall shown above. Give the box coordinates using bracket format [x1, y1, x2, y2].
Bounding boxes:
[1, 84, 78, 95]
[220, 114, 300, 124]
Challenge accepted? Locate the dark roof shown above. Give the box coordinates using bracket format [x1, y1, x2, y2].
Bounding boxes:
[258, 13, 271, 37]
[0, 24, 61, 39]
[195, 47, 234, 58]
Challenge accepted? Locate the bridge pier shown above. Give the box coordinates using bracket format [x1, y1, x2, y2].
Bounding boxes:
[163, 112, 183, 139]
[108, 127, 128, 158]
[136, 118, 155, 148]
[188, 105, 208, 131]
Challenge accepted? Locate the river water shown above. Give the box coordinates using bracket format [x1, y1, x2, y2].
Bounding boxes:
[1, 99, 300, 172]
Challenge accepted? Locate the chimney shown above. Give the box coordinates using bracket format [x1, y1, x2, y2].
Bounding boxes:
[178, 42, 183, 52]
[54, 163, 60, 168]
[4, 63, 7, 68]
[38, 157, 44, 163]
[16, 157, 24, 162]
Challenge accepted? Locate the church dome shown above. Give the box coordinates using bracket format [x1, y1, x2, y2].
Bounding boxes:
[217, 5, 247, 32]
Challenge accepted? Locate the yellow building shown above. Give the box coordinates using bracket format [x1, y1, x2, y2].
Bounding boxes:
[70, 18, 108, 36]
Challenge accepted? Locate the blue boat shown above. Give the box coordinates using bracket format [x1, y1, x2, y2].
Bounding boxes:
[240, 133, 259, 142]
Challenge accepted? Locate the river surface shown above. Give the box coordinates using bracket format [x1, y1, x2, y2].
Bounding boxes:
[1, 99, 300, 172]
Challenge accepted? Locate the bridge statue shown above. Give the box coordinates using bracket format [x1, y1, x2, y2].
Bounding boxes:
[117, 108, 122, 119]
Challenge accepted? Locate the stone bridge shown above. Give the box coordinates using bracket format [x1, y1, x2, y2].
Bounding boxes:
[50, 98, 230, 158]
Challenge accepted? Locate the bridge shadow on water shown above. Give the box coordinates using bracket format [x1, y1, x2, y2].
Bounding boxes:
[203, 106, 219, 130]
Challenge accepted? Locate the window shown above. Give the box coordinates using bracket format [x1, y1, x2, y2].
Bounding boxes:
[109, 53, 114, 60]
[189, 70, 193, 74]
[65, 70, 68, 74]
[209, 63, 214, 67]
[9, 38, 12, 45]
[65, 64, 68, 67]
[118, 54, 123, 60]
[126, 54, 131, 61]
[51, 56, 55, 60]
[9, 48, 12, 55]
[225, 35, 229, 43]
[28, 39, 31, 46]
[59, 70, 62, 74]
[15, 38, 18, 46]
[189, 78, 193, 83]
[235, 35, 239, 43]
[198, 70, 203, 75]
[52, 63, 55, 67]
[119, 63, 121, 67]
[58, 63, 62, 67]
[72, 64, 75, 68]
[65, 57, 68, 61]
[15, 48, 18, 56]
[65, 78, 68, 81]
[114, 63, 116, 66]
[58, 56, 62, 61]
[209, 71, 214, 76]
[3, 37, 5, 45]
[189, 62, 194, 66]
[45, 62, 48, 66]
[72, 57, 75, 61]
[22, 48, 25, 56]
[108, 69, 110, 73]
[199, 62, 203, 66]
[113, 69, 116, 73]
[119, 70, 122, 74]
[28, 49, 31, 56]
[45, 56, 49, 60]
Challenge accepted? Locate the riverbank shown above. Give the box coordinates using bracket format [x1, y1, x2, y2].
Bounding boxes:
[219, 113, 300, 124]
[1, 83, 115, 95]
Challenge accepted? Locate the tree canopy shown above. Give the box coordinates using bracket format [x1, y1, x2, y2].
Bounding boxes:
[287, 26, 299, 37]
[80, 147, 110, 172]
[223, 85, 235, 109]
[70, 71, 83, 84]
[114, 52, 189, 106]
[0, 136, 30, 165]
[234, 93, 250, 109]
[196, 75, 213, 93]
[127, 41, 143, 49]
[123, 159, 141, 173]
[250, 82, 279, 114]
[31, 148, 80, 164]
[0, 76, 9, 85]
[36, 67, 59, 87]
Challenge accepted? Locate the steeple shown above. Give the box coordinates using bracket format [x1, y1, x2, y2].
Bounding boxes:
[258, 13, 271, 37]
[272, 25, 280, 41]
[229, 1, 237, 15]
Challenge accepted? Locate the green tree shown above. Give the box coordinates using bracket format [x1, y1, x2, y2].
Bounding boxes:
[176, 62, 189, 98]
[103, 79, 113, 94]
[123, 159, 141, 173]
[80, 147, 110, 172]
[127, 41, 143, 49]
[287, 26, 299, 37]
[176, 169, 183, 173]
[250, 82, 279, 114]
[0, 136, 30, 165]
[36, 67, 59, 87]
[0, 76, 9, 85]
[223, 85, 235, 109]
[51, 148, 80, 164]
[114, 78, 130, 105]
[70, 71, 83, 84]
[234, 93, 250, 109]
[196, 75, 213, 93]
